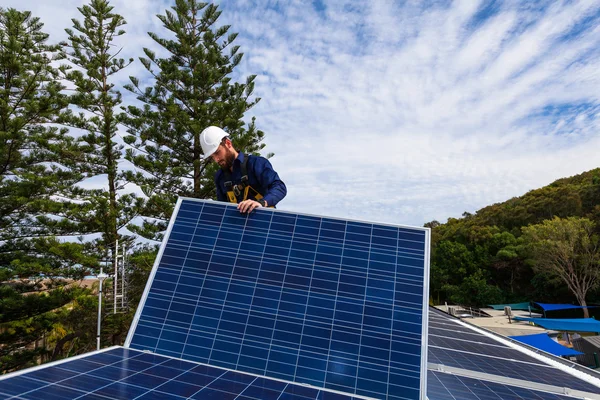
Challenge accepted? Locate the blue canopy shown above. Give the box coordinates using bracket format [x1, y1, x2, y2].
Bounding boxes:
[509, 333, 583, 357]
[513, 316, 600, 332]
[533, 302, 597, 312]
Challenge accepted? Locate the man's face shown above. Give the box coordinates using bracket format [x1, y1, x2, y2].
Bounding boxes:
[212, 142, 235, 169]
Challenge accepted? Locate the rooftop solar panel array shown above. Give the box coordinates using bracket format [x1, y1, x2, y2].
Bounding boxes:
[427, 370, 578, 400]
[126, 199, 429, 399]
[427, 308, 600, 398]
[4, 197, 600, 399]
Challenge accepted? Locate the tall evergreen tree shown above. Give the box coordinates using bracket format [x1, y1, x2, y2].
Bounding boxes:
[51, 0, 144, 355]
[59, 0, 140, 260]
[122, 0, 264, 241]
[0, 8, 95, 373]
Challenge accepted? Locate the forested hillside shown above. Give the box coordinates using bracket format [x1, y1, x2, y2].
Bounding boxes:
[428, 168, 600, 308]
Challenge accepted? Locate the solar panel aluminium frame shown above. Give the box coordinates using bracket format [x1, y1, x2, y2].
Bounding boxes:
[125, 197, 431, 399]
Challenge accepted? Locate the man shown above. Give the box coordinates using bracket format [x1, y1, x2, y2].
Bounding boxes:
[200, 126, 287, 213]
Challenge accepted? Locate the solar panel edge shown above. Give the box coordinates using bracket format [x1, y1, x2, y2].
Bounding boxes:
[181, 197, 431, 233]
[125, 197, 185, 348]
[419, 228, 431, 399]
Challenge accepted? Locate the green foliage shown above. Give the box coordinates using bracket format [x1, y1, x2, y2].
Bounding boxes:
[125, 244, 158, 307]
[0, 7, 98, 372]
[121, 0, 264, 241]
[522, 217, 600, 317]
[48, 288, 99, 359]
[0, 285, 74, 323]
[430, 168, 600, 306]
[0, 313, 56, 373]
[444, 270, 504, 307]
[430, 240, 476, 297]
[0, 7, 80, 240]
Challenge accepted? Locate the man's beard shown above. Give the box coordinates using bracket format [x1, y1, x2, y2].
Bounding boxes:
[219, 150, 236, 170]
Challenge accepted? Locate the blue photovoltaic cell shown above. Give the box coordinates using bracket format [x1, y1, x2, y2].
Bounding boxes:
[128, 198, 429, 400]
[0, 347, 358, 400]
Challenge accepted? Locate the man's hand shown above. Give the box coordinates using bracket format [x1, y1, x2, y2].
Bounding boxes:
[238, 199, 264, 214]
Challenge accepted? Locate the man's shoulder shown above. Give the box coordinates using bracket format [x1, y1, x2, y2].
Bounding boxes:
[245, 153, 269, 166]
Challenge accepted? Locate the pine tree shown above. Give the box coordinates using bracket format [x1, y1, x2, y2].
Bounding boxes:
[59, 0, 141, 261]
[122, 0, 265, 241]
[49, 0, 146, 355]
[0, 8, 96, 373]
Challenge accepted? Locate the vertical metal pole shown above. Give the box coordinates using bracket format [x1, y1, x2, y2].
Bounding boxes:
[122, 242, 126, 309]
[114, 239, 118, 314]
[97, 268, 103, 351]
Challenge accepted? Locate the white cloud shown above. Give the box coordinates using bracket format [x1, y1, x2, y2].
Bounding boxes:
[4, 0, 600, 228]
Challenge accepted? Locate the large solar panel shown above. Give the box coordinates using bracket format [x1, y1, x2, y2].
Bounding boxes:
[126, 198, 430, 400]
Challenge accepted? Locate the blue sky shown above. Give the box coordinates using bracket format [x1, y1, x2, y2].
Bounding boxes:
[5, 0, 600, 228]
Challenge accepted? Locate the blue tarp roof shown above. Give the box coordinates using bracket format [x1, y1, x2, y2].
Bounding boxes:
[513, 316, 600, 332]
[488, 302, 532, 311]
[533, 302, 597, 311]
[509, 333, 583, 357]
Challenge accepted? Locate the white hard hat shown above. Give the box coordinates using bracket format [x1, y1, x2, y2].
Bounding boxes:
[200, 126, 229, 157]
